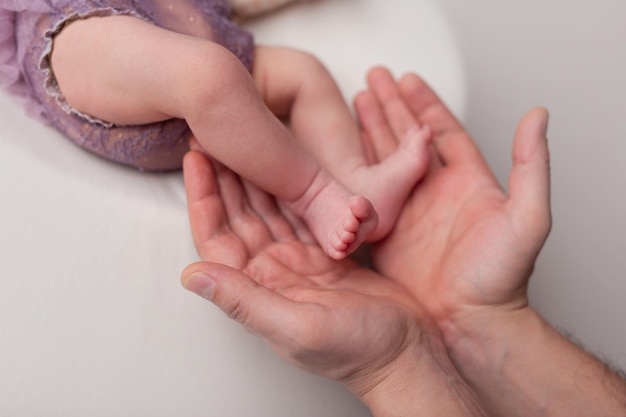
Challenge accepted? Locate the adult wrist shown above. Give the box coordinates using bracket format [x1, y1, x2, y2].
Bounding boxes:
[353, 330, 487, 417]
[438, 304, 536, 366]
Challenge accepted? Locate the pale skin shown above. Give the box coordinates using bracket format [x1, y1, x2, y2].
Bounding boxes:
[181, 67, 626, 415]
[49, 15, 430, 260]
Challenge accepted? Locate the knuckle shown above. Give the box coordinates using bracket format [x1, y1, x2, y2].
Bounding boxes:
[225, 297, 250, 325]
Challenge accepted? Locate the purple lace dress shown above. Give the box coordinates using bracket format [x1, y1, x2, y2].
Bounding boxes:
[0, 0, 254, 170]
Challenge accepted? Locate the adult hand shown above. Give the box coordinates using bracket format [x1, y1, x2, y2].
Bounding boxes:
[179, 150, 486, 416]
[356, 68, 626, 417]
[355, 67, 551, 327]
[180, 149, 421, 393]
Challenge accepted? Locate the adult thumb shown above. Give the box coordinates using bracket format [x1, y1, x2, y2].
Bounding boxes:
[508, 107, 552, 244]
[181, 262, 298, 339]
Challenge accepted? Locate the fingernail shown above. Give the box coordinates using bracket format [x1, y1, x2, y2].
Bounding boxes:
[182, 272, 215, 301]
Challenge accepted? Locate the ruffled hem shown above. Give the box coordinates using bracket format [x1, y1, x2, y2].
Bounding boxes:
[0, 3, 145, 125]
[40, 7, 149, 128]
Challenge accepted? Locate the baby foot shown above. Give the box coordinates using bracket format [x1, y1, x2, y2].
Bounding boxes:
[347, 125, 432, 241]
[286, 171, 378, 260]
[325, 195, 378, 260]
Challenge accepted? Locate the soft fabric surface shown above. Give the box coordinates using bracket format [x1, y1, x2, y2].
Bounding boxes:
[0, 0, 464, 415]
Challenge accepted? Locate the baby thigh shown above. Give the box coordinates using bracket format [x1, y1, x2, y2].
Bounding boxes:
[48, 14, 249, 170]
[50, 14, 214, 126]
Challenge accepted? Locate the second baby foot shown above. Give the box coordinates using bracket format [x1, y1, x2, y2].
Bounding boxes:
[346, 124, 432, 241]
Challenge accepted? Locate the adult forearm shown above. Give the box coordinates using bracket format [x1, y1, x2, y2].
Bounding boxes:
[443, 307, 626, 417]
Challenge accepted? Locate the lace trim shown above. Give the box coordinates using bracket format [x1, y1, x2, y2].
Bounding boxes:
[39, 7, 151, 128]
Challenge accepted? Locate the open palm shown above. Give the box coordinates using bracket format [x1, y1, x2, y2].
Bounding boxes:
[356, 68, 552, 323]
[180, 150, 428, 394]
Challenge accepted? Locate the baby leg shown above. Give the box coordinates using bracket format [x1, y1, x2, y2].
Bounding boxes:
[50, 15, 375, 258]
[253, 47, 431, 241]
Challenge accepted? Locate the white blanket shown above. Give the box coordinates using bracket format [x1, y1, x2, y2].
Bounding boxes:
[0, 1, 464, 415]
